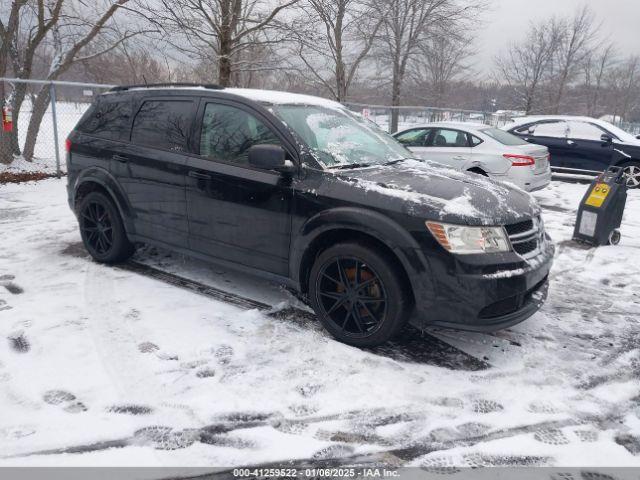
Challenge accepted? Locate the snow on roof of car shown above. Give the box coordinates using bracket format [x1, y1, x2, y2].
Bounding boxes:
[504, 115, 634, 131]
[105, 85, 345, 110]
[224, 88, 345, 109]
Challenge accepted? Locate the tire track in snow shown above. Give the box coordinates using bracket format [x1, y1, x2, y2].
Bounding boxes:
[114, 259, 489, 371]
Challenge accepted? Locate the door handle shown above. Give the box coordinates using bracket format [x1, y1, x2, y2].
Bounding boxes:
[112, 154, 128, 163]
[567, 140, 576, 146]
[188, 171, 211, 180]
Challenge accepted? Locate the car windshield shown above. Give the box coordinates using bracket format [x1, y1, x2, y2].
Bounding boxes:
[595, 120, 638, 142]
[480, 127, 529, 146]
[271, 105, 411, 168]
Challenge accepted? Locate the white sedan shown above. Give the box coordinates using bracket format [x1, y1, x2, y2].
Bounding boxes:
[393, 122, 551, 192]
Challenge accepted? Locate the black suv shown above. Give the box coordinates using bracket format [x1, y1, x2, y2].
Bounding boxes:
[67, 84, 554, 347]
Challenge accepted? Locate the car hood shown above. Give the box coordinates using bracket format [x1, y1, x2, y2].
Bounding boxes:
[326, 159, 540, 226]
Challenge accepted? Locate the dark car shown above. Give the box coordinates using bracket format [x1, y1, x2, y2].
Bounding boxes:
[66, 84, 554, 347]
[504, 116, 640, 188]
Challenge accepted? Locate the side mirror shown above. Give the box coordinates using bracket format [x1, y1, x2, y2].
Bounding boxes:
[635, 134, 640, 140]
[248, 144, 294, 173]
[601, 133, 613, 143]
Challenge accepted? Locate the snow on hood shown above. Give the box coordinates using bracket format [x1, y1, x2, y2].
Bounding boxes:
[325, 159, 540, 226]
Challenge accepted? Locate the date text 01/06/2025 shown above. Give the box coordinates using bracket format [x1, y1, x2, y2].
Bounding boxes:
[232, 468, 400, 477]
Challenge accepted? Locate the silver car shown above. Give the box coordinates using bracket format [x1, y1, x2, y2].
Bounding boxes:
[394, 122, 552, 192]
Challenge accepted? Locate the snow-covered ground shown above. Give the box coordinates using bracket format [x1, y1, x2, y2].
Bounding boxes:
[0, 178, 639, 469]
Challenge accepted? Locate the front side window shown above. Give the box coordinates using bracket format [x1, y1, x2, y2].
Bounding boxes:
[131, 100, 193, 151]
[566, 121, 607, 141]
[77, 96, 132, 141]
[271, 105, 410, 168]
[396, 128, 430, 147]
[430, 129, 469, 147]
[200, 103, 281, 164]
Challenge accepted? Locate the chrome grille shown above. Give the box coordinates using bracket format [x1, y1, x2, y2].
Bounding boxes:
[506, 216, 543, 259]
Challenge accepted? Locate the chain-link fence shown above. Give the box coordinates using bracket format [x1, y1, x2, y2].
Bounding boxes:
[344, 102, 640, 136]
[1, 78, 639, 179]
[0, 78, 113, 178]
[343, 102, 515, 133]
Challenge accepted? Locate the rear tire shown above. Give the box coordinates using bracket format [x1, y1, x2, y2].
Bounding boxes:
[77, 191, 134, 264]
[308, 242, 411, 347]
[620, 161, 640, 189]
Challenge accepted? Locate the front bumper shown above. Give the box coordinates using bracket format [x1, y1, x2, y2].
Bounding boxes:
[409, 239, 554, 332]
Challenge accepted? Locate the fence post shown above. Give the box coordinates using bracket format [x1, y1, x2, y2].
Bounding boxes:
[49, 82, 61, 179]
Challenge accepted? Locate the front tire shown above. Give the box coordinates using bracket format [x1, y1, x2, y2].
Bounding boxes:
[620, 161, 640, 189]
[309, 242, 411, 347]
[77, 191, 134, 264]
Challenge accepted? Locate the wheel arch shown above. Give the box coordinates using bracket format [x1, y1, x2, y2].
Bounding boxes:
[613, 157, 640, 166]
[72, 167, 135, 234]
[291, 207, 428, 299]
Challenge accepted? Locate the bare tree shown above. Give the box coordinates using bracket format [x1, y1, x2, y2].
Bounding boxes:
[21, 0, 151, 161]
[0, 1, 28, 164]
[550, 5, 599, 114]
[495, 18, 562, 114]
[609, 55, 640, 123]
[583, 42, 615, 117]
[288, 0, 382, 101]
[409, 31, 473, 108]
[376, 0, 482, 133]
[141, 0, 299, 87]
[1, 0, 64, 163]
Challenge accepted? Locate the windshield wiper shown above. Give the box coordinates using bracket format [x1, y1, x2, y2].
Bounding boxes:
[383, 158, 410, 166]
[327, 163, 372, 170]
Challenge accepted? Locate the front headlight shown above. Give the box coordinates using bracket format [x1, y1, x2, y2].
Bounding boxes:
[426, 221, 511, 254]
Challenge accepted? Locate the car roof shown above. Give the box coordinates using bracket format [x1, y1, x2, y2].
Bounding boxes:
[104, 85, 345, 109]
[506, 115, 604, 128]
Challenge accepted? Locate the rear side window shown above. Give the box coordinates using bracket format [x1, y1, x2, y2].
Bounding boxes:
[430, 129, 469, 147]
[76, 96, 132, 141]
[526, 121, 568, 138]
[131, 100, 193, 152]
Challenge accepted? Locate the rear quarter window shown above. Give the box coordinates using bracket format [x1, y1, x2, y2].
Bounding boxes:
[76, 95, 132, 141]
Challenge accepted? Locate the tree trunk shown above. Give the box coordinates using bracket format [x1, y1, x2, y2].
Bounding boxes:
[389, 67, 403, 134]
[22, 85, 50, 162]
[0, 93, 12, 164]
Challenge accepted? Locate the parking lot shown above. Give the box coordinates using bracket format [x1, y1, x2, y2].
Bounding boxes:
[0, 177, 638, 468]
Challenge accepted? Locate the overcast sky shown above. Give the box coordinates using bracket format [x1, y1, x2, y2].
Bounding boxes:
[474, 0, 640, 75]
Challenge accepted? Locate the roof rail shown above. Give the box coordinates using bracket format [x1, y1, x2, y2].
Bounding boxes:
[109, 82, 224, 92]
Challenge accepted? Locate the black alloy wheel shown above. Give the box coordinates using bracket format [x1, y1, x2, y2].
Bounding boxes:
[81, 201, 114, 255]
[309, 242, 411, 347]
[316, 257, 388, 337]
[77, 191, 135, 263]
